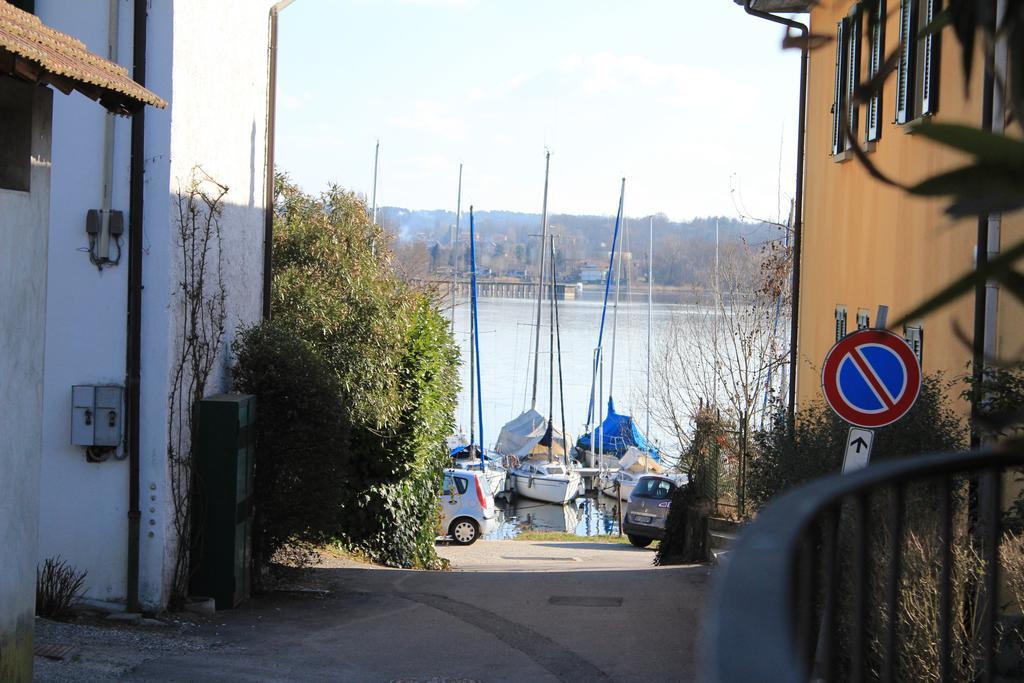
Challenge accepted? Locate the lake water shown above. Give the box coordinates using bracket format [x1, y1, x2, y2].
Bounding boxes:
[484, 493, 625, 540]
[448, 289, 684, 457]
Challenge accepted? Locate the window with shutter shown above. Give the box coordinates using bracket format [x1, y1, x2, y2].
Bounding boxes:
[903, 324, 924, 365]
[846, 10, 862, 144]
[832, 18, 849, 156]
[866, 0, 885, 142]
[835, 305, 848, 341]
[920, 0, 941, 115]
[895, 0, 917, 124]
[857, 309, 871, 329]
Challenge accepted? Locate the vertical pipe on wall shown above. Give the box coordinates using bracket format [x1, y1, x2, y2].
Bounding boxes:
[262, 1, 296, 319]
[125, 0, 148, 613]
[742, 1, 808, 424]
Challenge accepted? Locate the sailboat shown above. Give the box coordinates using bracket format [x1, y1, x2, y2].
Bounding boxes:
[503, 156, 581, 503]
[599, 216, 662, 500]
[507, 232, 581, 505]
[579, 180, 660, 472]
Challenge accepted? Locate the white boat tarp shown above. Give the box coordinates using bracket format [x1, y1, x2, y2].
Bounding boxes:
[496, 409, 571, 459]
[619, 446, 665, 474]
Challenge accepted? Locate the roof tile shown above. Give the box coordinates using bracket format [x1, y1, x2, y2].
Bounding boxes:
[0, 1, 166, 114]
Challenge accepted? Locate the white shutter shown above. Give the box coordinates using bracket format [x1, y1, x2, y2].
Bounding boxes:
[832, 18, 848, 155]
[921, 0, 941, 115]
[866, 0, 886, 141]
[846, 11, 862, 144]
[895, 0, 917, 124]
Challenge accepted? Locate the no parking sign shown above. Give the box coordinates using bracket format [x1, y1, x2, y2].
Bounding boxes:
[821, 328, 922, 429]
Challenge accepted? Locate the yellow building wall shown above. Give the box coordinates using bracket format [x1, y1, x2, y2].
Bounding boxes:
[797, 1, 1023, 414]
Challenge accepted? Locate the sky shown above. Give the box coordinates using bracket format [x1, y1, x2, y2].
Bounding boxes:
[276, 0, 802, 223]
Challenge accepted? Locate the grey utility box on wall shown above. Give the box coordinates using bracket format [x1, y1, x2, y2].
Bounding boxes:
[71, 385, 124, 447]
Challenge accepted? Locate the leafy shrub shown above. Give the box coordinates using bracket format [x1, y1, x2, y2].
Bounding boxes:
[231, 322, 350, 574]
[337, 299, 459, 568]
[233, 175, 458, 572]
[748, 375, 966, 510]
[36, 556, 87, 619]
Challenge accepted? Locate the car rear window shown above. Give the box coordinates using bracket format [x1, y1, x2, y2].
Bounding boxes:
[633, 478, 673, 500]
[442, 475, 469, 495]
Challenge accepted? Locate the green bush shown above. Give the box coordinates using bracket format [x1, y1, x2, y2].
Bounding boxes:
[231, 322, 349, 572]
[233, 175, 459, 572]
[748, 375, 966, 510]
[340, 299, 459, 568]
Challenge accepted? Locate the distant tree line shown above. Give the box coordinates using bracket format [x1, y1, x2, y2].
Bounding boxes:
[380, 207, 781, 288]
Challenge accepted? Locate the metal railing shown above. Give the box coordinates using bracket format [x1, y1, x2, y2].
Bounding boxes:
[705, 447, 1024, 682]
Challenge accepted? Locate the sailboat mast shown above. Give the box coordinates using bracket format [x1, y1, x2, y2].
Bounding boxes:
[647, 215, 653, 471]
[586, 178, 625, 427]
[530, 151, 551, 410]
[547, 235, 555, 461]
[647, 214, 655, 438]
[469, 285, 475, 447]
[551, 237, 569, 467]
[609, 209, 625, 399]
[450, 163, 462, 335]
[370, 139, 380, 225]
[469, 207, 485, 460]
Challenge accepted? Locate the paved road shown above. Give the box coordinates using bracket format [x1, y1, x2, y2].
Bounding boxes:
[40, 542, 712, 682]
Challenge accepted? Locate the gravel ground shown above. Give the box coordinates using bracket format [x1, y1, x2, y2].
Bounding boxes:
[33, 613, 215, 681]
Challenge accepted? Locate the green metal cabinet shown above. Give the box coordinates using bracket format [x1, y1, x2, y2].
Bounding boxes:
[190, 393, 255, 609]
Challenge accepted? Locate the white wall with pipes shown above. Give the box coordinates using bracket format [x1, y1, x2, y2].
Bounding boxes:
[35, 0, 273, 611]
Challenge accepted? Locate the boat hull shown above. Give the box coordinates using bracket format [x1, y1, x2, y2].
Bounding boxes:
[600, 476, 636, 501]
[511, 470, 581, 504]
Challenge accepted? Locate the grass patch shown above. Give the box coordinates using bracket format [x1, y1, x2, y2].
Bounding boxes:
[513, 531, 632, 544]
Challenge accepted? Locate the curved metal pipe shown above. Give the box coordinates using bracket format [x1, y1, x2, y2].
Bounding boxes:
[742, 0, 808, 424]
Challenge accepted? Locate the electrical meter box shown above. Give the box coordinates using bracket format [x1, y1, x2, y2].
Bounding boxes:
[71, 385, 124, 447]
[190, 393, 256, 610]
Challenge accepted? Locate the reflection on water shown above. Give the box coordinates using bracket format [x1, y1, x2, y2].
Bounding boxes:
[484, 493, 625, 540]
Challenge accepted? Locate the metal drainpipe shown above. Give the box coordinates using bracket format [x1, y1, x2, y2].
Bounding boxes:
[263, 0, 298, 320]
[126, 0, 148, 613]
[983, 0, 1008, 400]
[742, 1, 808, 425]
[970, 18, 996, 451]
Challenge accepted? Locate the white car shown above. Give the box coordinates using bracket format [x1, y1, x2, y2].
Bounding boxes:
[439, 468, 496, 545]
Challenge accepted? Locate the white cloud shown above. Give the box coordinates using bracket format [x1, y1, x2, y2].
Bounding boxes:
[387, 99, 466, 140]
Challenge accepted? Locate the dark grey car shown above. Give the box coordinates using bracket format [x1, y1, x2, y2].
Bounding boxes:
[621, 473, 687, 548]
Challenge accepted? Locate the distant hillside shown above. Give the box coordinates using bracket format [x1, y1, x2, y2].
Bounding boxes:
[378, 207, 788, 288]
[378, 207, 779, 248]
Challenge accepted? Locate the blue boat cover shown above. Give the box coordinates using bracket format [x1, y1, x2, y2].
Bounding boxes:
[449, 444, 500, 462]
[576, 398, 659, 460]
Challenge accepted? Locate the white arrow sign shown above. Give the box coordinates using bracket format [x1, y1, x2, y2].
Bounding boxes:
[842, 428, 875, 473]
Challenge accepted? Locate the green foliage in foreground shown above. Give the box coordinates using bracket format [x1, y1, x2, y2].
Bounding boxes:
[747, 375, 966, 511]
[232, 323, 348, 572]
[233, 175, 459, 571]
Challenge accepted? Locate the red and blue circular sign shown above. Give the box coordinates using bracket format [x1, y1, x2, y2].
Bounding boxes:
[821, 329, 922, 428]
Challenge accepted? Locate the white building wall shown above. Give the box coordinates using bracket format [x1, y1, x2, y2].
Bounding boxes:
[0, 84, 52, 681]
[36, 0, 135, 605]
[141, 0, 274, 609]
[35, 0, 273, 611]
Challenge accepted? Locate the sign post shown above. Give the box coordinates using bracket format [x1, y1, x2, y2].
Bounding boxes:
[842, 427, 875, 473]
[813, 312, 922, 675]
[822, 323, 922, 470]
